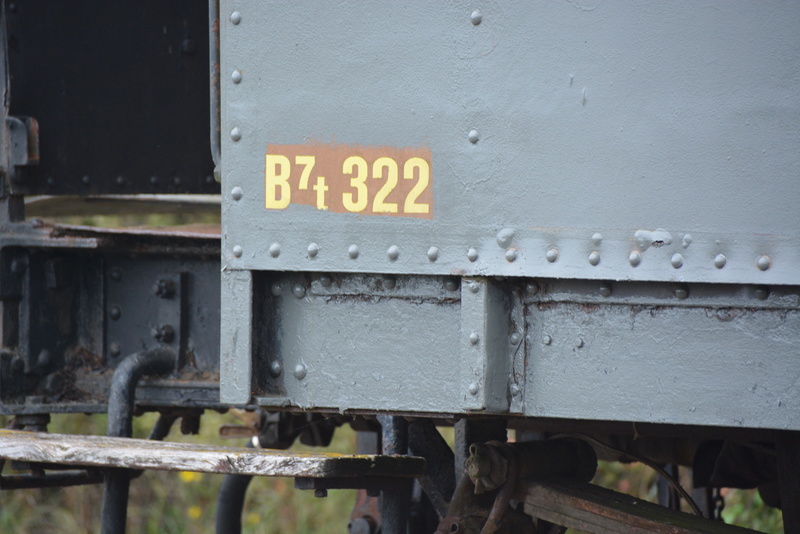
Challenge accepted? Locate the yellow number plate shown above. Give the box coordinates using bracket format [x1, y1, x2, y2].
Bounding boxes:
[265, 143, 433, 219]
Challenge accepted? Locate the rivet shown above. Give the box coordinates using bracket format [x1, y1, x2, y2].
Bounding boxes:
[116, 176, 125, 186]
[470, 9, 482, 25]
[230, 11, 241, 24]
[546, 247, 559, 263]
[496, 228, 515, 248]
[319, 275, 332, 288]
[231, 186, 243, 201]
[109, 342, 121, 358]
[714, 254, 727, 269]
[510, 332, 521, 345]
[348, 245, 360, 259]
[270, 283, 282, 297]
[468, 129, 480, 144]
[109, 306, 121, 321]
[469, 332, 480, 345]
[592, 233, 603, 246]
[231, 70, 243, 84]
[542, 335, 552, 346]
[150, 175, 158, 185]
[444, 278, 459, 292]
[292, 284, 306, 299]
[232, 245, 243, 258]
[427, 246, 439, 262]
[384, 276, 397, 290]
[682, 234, 693, 248]
[525, 282, 539, 295]
[294, 364, 307, 380]
[269, 360, 282, 377]
[755, 286, 769, 300]
[599, 284, 612, 297]
[230, 127, 241, 141]
[468, 282, 480, 293]
[757, 255, 771, 271]
[670, 253, 684, 269]
[468, 382, 479, 395]
[588, 251, 600, 266]
[628, 251, 642, 267]
[575, 338, 584, 348]
[269, 243, 281, 258]
[307, 243, 319, 258]
[674, 286, 689, 300]
[467, 247, 479, 262]
[505, 249, 517, 262]
[81, 175, 90, 185]
[510, 384, 521, 397]
[387, 245, 400, 261]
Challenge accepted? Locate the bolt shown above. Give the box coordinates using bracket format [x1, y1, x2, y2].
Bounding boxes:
[575, 338, 584, 348]
[269, 243, 281, 258]
[525, 282, 539, 295]
[599, 284, 612, 297]
[319, 275, 332, 288]
[152, 325, 175, 344]
[230, 127, 241, 141]
[348, 245, 360, 259]
[153, 279, 176, 299]
[109, 306, 121, 321]
[231, 186, 243, 201]
[307, 243, 319, 258]
[469, 332, 480, 345]
[444, 278, 459, 291]
[471, 9, 483, 25]
[629, 251, 642, 267]
[755, 286, 770, 300]
[294, 363, 307, 380]
[468, 129, 480, 144]
[292, 284, 306, 299]
[588, 251, 600, 266]
[505, 249, 517, 262]
[468, 382, 479, 395]
[542, 335, 552, 346]
[674, 286, 689, 300]
[757, 255, 771, 271]
[233, 245, 243, 258]
[231, 70, 243, 84]
[384, 276, 397, 290]
[510, 332, 521, 345]
[109, 342, 121, 358]
[270, 360, 283, 377]
[271, 283, 283, 297]
[427, 246, 439, 262]
[714, 254, 727, 269]
[230, 11, 241, 24]
[387, 245, 400, 261]
[670, 253, 684, 269]
[467, 247, 479, 262]
[314, 489, 328, 498]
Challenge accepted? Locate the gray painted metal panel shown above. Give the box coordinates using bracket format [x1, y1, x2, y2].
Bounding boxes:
[220, 269, 253, 404]
[220, 1, 800, 285]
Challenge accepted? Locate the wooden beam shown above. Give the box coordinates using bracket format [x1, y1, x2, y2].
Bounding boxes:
[515, 480, 759, 534]
[0, 430, 424, 479]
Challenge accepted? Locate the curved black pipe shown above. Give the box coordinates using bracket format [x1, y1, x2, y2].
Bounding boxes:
[100, 348, 176, 534]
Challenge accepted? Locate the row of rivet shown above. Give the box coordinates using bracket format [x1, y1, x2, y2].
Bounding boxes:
[230, 239, 773, 272]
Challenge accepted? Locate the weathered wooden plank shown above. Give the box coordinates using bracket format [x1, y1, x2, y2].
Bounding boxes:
[515, 480, 759, 534]
[0, 430, 424, 478]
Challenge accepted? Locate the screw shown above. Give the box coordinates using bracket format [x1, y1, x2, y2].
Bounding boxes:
[269, 243, 281, 258]
[757, 255, 771, 271]
[230, 127, 241, 141]
[714, 254, 727, 269]
[588, 251, 600, 266]
[629, 251, 642, 267]
[674, 286, 689, 300]
[468, 382, 479, 395]
[348, 245, 360, 259]
[468, 129, 480, 144]
[270, 360, 283, 377]
[387, 245, 400, 261]
[671, 253, 684, 269]
[542, 335, 552, 346]
[427, 246, 439, 262]
[231, 186, 243, 201]
[294, 363, 307, 380]
[233, 245, 243, 258]
[599, 284, 612, 297]
[292, 284, 306, 299]
[469, 332, 480, 345]
[546, 247, 559, 263]
[271, 283, 283, 296]
[755, 286, 770, 300]
[230, 11, 241, 24]
[153, 279, 176, 299]
[109, 342, 121, 358]
[307, 243, 319, 258]
[467, 247, 479, 262]
[109, 306, 121, 320]
[505, 249, 517, 262]
[444, 278, 459, 291]
[471, 9, 483, 25]
[231, 70, 243, 84]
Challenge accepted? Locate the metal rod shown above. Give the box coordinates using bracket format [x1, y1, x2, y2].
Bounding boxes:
[100, 348, 176, 534]
[208, 0, 221, 176]
[0, 470, 103, 490]
[378, 415, 409, 534]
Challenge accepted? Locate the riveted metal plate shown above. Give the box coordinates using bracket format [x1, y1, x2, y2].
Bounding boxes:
[221, 1, 800, 285]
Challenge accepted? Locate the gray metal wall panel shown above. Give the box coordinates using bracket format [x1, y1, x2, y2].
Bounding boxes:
[221, 1, 800, 285]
